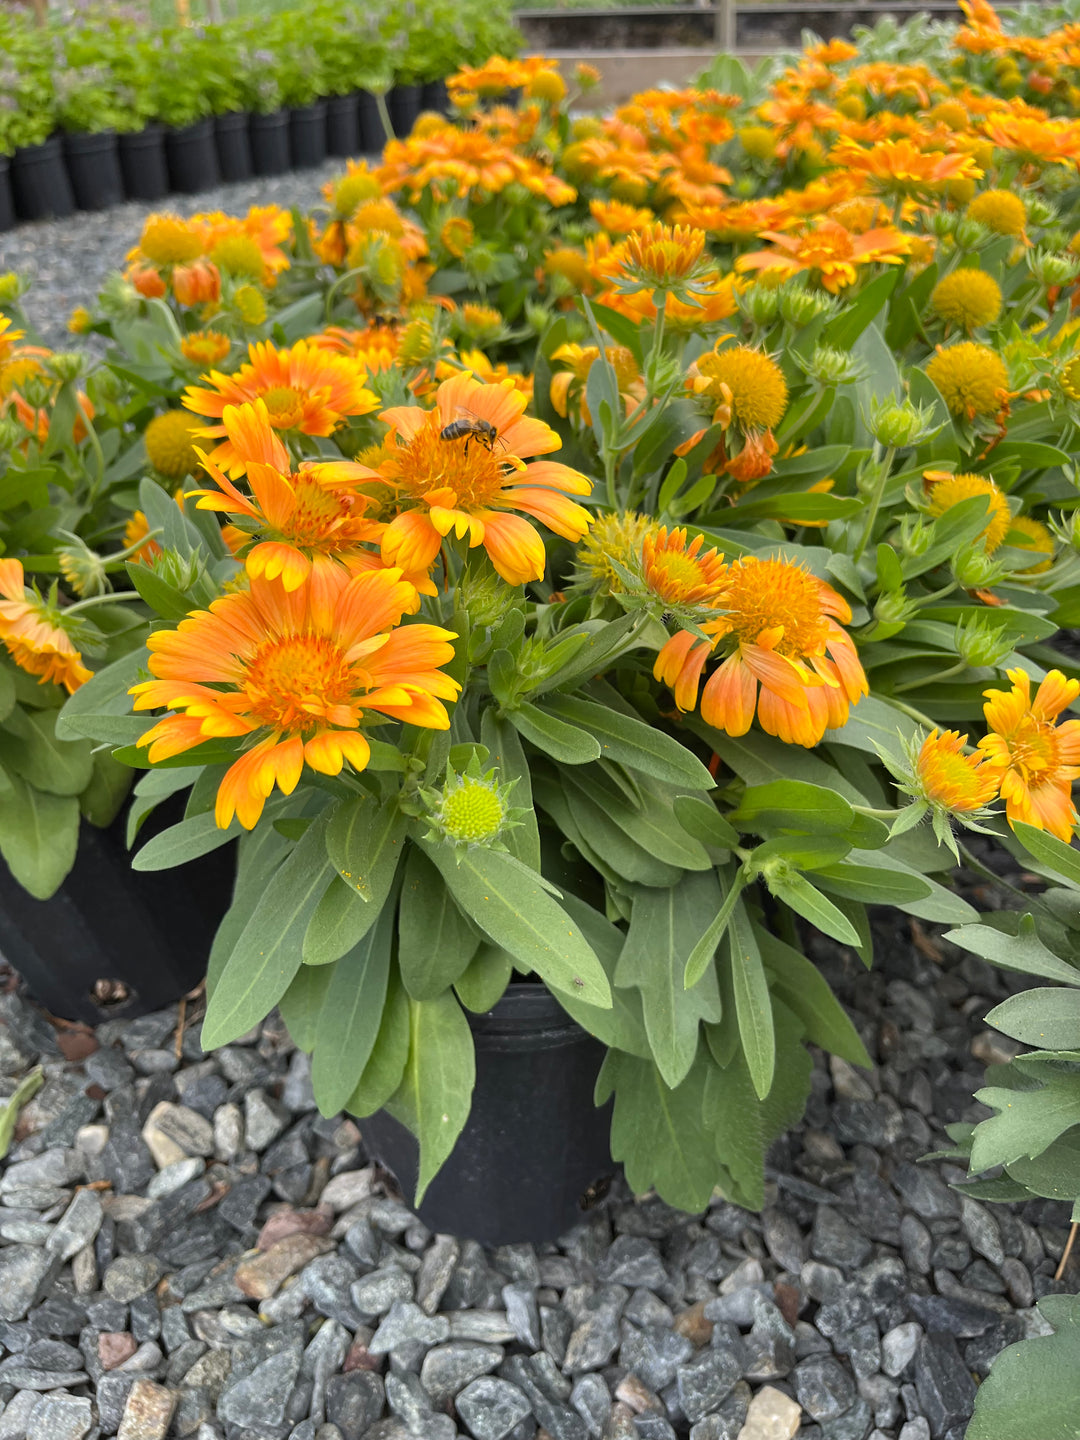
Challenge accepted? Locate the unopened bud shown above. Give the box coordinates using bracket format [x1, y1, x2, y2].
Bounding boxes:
[805, 344, 863, 387]
[45, 351, 87, 384]
[738, 284, 780, 325]
[952, 542, 1003, 588]
[954, 614, 1013, 668]
[1029, 248, 1080, 288]
[954, 218, 989, 250]
[868, 397, 934, 449]
[778, 284, 835, 327]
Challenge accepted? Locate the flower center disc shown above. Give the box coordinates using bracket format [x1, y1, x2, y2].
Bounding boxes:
[725, 559, 828, 657]
[398, 418, 508, 509]
[244, 634, 358, 732]
[261, 386, 307, 430]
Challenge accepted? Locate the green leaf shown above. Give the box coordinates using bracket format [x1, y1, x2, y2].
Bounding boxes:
[823, 694, 920, 758]
[202, 812, 335, 1048]
[673, 794, 739, 849]
[326, 792, 409, 904]
[564, 766, 711, 871]
[508, 701, 601, 765]
[601, 1046, 720, 1213]
[985, 989, 1080, 1049]
[399, 848, 480, 1000]
[727, 899, 775, 1100]
[766, 870, 862, 947]
[394, 990, 476, 1204]
[480, 709, 540, 869]
[78, 750, 131, 829]
[754, 926, 871, 1068]
[0, 664, 15, 724]
[0, 772, 80, 899]
[1005, 1127, 1080, 1202]
[0, 707, 94, 797]
[131, 810, 240, 871]
[420, 839, 611, 1008]
[702, 1046, 766, 1210]
[970, 1073, 1080, 1173]
[454, 943, 514, 1014]
[1012, 821, 1080, 891]
[553, 893, 651, 1059]
[346, 968, 411, 1119]
[278, 964, 334, 1053]
[813, 862, 932, 907]
[310, 899, 395, 1117]
[684, 872, 746, 988]
[56, 645, 147, 743]
[539, 694, 713, 789]
[946, 916, 1080, 986]
[966, 1294, 1080, 1440]
[615, 874, 724, 1087]
[727, 779, 855, 836]
[556, 774, 684, 888]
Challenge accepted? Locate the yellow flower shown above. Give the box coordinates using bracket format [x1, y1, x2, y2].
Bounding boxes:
[180, 330, 232, 367]
[979, 669, 1080, 841]
[67, 306, 92, 335]
[932, 269, 1002, 331]
[966, 189, 1027, 237]
[0, 559, 91, 694]
[642, 527, 727, 609]
[145, 410, 202, 479]
[1059, 355, 1080, 401]
[527, 69, 566, 103]
[916, 729, 999, 813]
[930, 100, 970, 130]
[618, 223, 709, 291]
[925, 342, 1009, 419]
[234, 285, 268, 326]
[1008, 514, 1054, 572]
[210, 234, 266, 282]
[693, 346, 788, 431]
[925, 471, 1012, 551]
[575, 511, 659, 594]
[544, 246, 591, 291]
[458, 304, 503, 346]
[138, 214, 204, 266]
[440, 217, 474, 259]
[737, 126, 777, 160]
[327, 162, 382, 219]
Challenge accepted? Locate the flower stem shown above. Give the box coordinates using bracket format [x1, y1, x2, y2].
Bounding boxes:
[62, 591, 144, 616]
[893, 658, 968, 695]
[853, 446, 896, 562]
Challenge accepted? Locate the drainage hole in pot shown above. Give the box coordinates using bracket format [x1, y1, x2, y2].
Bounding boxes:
[90, 978, 134, 1010]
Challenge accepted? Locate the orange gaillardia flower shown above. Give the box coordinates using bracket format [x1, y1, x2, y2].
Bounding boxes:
[829, 137, 981, 197]
[641, 527, 727, 610]
[0, 559, 91, 693]
[184, 340, 380, 476]
[191, 400, 384, 591]
[130, 566, 460, 831]
[925, 471, 1012, 550]
[375, 372, 592, 586]
[737, 219, 913, 294]
[916, 729, 999, 813]
[654, 556, 867, 748]
[180, 330, 232, 368]
[617, 222, 710, 293]
[978, 669, 1080, 840]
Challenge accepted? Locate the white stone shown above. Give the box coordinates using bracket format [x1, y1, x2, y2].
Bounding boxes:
[736, 1385, 802, 1440]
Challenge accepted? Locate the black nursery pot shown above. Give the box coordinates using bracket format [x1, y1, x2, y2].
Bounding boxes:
[361, 984, 614, 1246]
[118, 124, 169, 202]
[357, 92, 385, 152]
[289, 101, 327, 169]
[325, 93, 359, 156]
[164, 117, 220, 194]
[0, 158, 14, 233]
[388, 84, 422, 138]
[0, 795, 235, 1026]
[214, 112, 253, 183]
[421, 78, 450, 117]
[10, 135, 75, 221]
[63, 129, 125, 211]
[249, 110, 291, 176]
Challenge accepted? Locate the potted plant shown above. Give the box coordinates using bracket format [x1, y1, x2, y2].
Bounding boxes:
[146, 28, 221, 194]
[234, 31, 290, 177]
[56, 21, 145, 213]
[271, 13, 329, 170]
[203, 20, 253, 185]
[2, 19, 73, 222]
[310, 2, 386, 157]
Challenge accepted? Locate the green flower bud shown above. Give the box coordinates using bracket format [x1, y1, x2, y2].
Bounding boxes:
[1026, 195, 1057, 227]
[45, 352, 88, 384]
[900, 514, 933, 557]
[927, 210, 958, 239]
[951, 542, 1004, 588]
[1028, 248, 1080, 289]
[954, 218, 989, 251]
[954, 614, 1014, 668]
[421, 755, 525, 852]
[525, 301, 553, 334]
[0, 273, 27, 306]
[737, 282, 781, 326]
[804, 344, 864, 387]
[868, 396, 935, 449]
[778, 284, 835, 328]
[874, 586, 914, 625]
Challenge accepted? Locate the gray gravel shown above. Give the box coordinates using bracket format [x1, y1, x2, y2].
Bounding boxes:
[0, 879, 1075, 1440]
[0, 162, 346, 352]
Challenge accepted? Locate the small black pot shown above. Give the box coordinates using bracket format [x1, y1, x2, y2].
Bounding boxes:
[249, 109, 290, 176]
[214, 111, 253, 183]
[164, 117, 220, 194]
[63, 129, 125, 212]
[10, 135, 76, 222]
[421, 77, 450, 117]
[388, 83, 422, 138]
[0, 157, 14, 233]
[289, 101, 327, 169]
[325, 92, 359, 156]
[357, 92, 385, 152]
[361, 984, 614, 1246]
[0, 795, 235, 1026]
[118, 124, 169, 202]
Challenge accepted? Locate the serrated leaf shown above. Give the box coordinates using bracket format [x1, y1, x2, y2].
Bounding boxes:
[399, 847, 480, 1000]
[946, 917, 1080, 986]
[727, 899, 774, 1100]
[967, 1294, 1080, 1440]
[702, 1046, 766, 1210]
[539, 694, 713, 789]
[615, 874, 723, 1086]
[310, 899, 395, 1117]
[420, 838, 611, 1008]
[1005, 1127, 1080, 1201]
[393, 990, 476, 1203]
[202, 812, 334, 1048]
[969, 1073, 1080, 1173]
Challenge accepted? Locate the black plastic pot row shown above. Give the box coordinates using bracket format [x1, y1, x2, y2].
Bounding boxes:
[0, 79, 450, 230]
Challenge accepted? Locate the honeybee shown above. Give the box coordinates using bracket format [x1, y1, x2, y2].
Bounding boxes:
[439, 412, 501, 453]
